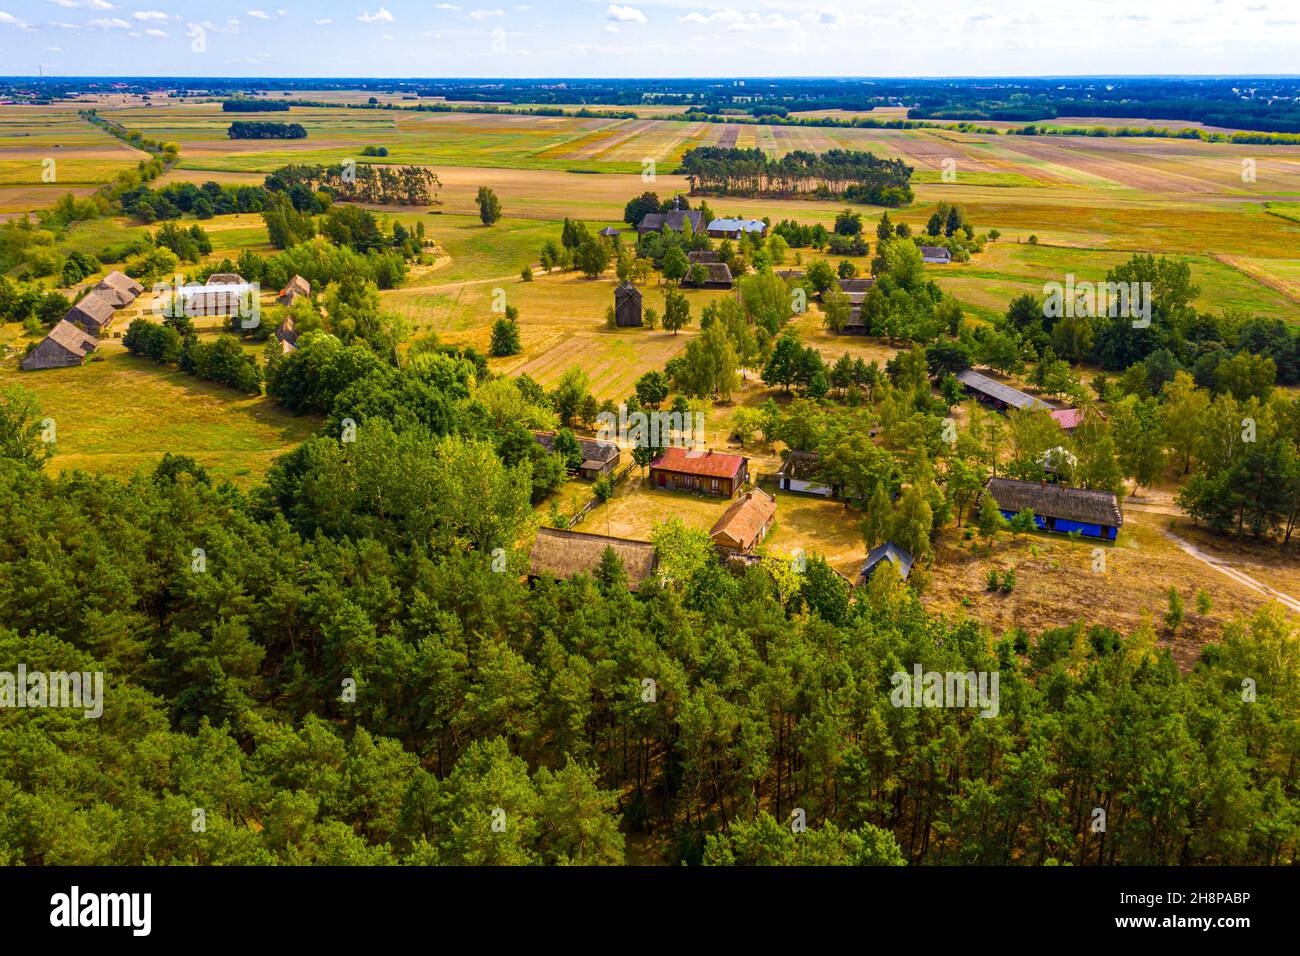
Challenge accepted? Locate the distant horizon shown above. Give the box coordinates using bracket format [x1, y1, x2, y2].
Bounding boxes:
[6, 74, 1300, 82]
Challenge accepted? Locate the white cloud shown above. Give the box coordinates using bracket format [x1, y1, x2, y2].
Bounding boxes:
[314, 17, 332, 24]
[248, 9, 271, 19]
[604, 22, 617, 32]
[132, 10, 166, 19]
[357, 6, 393, 22]
[606, 4, 646, 24]
[435, 2, 460, 7]
[469, 8, 504, 20]
[46, 44, 62, 50]
[0, 10, 31, 28]
[679, 9, 797, 32]
[87, 16, 130, 28]
[46, 0, 115, 8]
[144, 26, 165, 35]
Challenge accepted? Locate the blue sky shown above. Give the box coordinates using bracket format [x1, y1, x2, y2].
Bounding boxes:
[1, 1, 1298, 77]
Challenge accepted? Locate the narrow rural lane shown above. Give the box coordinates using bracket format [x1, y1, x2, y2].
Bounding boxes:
[1161, 530, 1300, 614]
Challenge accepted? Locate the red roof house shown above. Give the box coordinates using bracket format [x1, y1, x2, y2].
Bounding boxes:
[649, 447, 748, 498]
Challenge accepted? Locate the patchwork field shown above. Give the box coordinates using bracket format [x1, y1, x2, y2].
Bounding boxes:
[0, 105, 149, 214]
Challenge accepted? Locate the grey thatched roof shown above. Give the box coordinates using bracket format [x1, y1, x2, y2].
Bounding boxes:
[46, 318, 98, 357]
[956, 369, 1051, 411]
[687, 250, 722, 264]
[683, 261, 733, 287]
[615, 281, 642, 304]
[983, 477, 1123, 528]
[532, 430, 619, 465]
[65, 291, 117, 330]
[529, 527, 657, 589]
[92, 270, 144, 306]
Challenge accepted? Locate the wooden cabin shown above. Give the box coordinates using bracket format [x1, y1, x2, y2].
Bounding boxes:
[649, 447, 748, 498]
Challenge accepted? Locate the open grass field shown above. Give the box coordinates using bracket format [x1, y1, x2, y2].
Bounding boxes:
[920, 508, 1287, 669]
[0, 342, 319, 486]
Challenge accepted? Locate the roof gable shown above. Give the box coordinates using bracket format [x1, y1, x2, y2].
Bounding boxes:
[710, 489, 776, 549]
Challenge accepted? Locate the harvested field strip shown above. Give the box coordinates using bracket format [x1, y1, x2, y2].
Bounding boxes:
[1213, 254, 1300, 305]
[551, 120, 640, 160]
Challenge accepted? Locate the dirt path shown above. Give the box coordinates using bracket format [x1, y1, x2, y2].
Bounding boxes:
[1162, 530, 1300, 614]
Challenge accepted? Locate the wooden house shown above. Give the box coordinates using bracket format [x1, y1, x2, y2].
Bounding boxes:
[832, 277, 875, 335]
[637, 204, 705, 237]
[920, 245, 952, 264]
[532, 430, 620, 480]
[982, 476, 1123, 540]
[649, 446, 748, 498]
[277, 274, 310, 307]
[614, 282, 643, 328]
[528, 527, 657, 590]
[21, 319, 97, 371]
[179, 279, 253, 318]
[710, 489, 777, 555]
[63, 291, 118, 335]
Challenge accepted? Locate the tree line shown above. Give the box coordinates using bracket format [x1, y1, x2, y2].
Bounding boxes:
[227, 121, 308, 140]
[679, 147, 914, 206]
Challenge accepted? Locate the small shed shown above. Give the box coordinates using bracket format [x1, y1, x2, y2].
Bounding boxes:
[857, 542, 914, 584]
[920, 246, 952, 264]
[614, 281, 643, 328]
[598, 226, 621, 238]
[21, 319, 98, 371]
